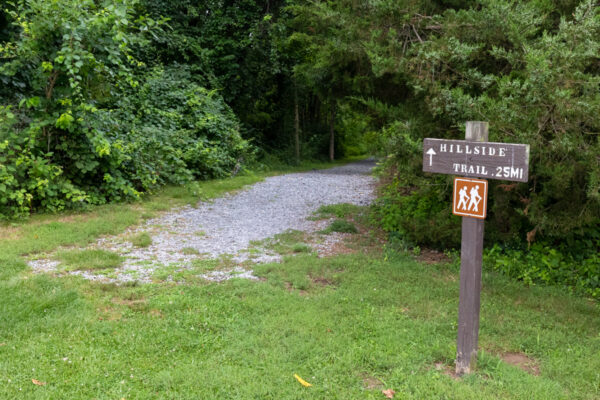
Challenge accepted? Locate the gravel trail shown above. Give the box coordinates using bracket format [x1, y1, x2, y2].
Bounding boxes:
[30, 159, 377, 283]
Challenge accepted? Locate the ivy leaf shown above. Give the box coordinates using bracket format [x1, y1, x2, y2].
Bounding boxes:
[56, 113, 75, 130]
[41, 61, 53, 72]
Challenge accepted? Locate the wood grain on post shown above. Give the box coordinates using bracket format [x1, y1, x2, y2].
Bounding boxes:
[456, 121, 488, 375]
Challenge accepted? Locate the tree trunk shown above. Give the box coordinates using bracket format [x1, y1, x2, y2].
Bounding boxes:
[45, 70, 59, 154]
[329, 105, 335, 161]
[294, 86, 300, 164]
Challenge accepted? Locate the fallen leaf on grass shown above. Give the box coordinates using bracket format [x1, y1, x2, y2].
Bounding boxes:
[31, 379, 46, 386]
[382, 388, 395, 398]
[294, 374, 312, 387]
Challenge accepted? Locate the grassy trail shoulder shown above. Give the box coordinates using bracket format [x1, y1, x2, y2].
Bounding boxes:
[0, 158, 358, 265]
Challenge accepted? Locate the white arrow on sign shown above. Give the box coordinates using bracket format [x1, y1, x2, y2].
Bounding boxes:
[426, 148, 437, 166]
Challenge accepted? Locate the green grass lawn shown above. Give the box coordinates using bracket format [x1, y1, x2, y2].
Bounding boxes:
[55, 249, 124, 271]
[0, 164, 598, 399]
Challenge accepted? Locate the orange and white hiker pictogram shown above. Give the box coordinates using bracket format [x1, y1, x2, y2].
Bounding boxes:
[453, 177, 488, 219]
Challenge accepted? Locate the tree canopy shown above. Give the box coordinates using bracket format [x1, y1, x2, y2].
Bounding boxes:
[0, 0, 598, 257]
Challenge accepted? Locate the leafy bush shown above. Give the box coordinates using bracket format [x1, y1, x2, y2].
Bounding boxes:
[398, 1, 600, 244]
[304, 0, 600, 298]
[486, 236, 600, 299]
[375, 175, 461, 249]
[362, 1, 600, 249]
[91, 65, 251, 187]
[138, 0, 290, 147]
[0, 0, 143, 215]
[0, 1, 250, 218]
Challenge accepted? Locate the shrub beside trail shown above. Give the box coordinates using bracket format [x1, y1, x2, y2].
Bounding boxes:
[0, 1, 250, 218]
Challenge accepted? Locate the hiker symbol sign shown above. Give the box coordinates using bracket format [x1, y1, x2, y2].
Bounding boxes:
[453, 177, 487, 219]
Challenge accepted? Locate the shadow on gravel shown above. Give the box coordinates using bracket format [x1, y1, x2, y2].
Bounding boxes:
[308, 159, 377, 176]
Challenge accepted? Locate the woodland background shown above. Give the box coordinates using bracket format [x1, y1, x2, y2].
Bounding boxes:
[0, 0, 599, 297]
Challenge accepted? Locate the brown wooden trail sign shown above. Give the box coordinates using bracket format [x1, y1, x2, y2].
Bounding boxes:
[423, 138, 529, 182]
[422, 121, 530, 376]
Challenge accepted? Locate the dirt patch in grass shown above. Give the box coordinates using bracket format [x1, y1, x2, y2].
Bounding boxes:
[417, 248, 451, 264]
[322, 210, 386, 255]
[434, 361, 461, 380]
[360, 373, 384, 390]
[0, 226, 23, 241]
[109, 292, 149, 311]
[111, 297, 148, 307]
[311, 276, 335, 287]
[284, 282, 308, 296]
[54, 214, 89, 224]
[500, 352, 540, 375]
[432, 269, 458, 283]
[308, 211, 384, 261]
[97, 306, 122, 321]
[314, 233, 357, 257]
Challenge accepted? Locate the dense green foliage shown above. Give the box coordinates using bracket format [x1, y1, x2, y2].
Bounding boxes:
[1, 0, 599, 295]
[294, 0, 600, 249]
[0, 0, 249, 217]
[379, 0, 600, 248]
[136, 0, 289, 141]
[486, 238, 600, 299]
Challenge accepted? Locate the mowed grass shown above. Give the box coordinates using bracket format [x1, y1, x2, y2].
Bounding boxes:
[0, 160, 598, 399]
[55, 249, 123, 271]
[129, 232, 152, 248]
[0, 251, 598, 399]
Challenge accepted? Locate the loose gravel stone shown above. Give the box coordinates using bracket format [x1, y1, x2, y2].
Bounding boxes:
[29, 159, 377, 283]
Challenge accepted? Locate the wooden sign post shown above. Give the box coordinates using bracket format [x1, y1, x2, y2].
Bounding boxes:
[422, 121, 529, 375]
[456, 122, 487, 376]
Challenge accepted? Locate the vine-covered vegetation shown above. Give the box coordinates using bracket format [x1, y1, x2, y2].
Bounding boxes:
[0, 0, 249, 216]
[0, 1, 599, 295]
